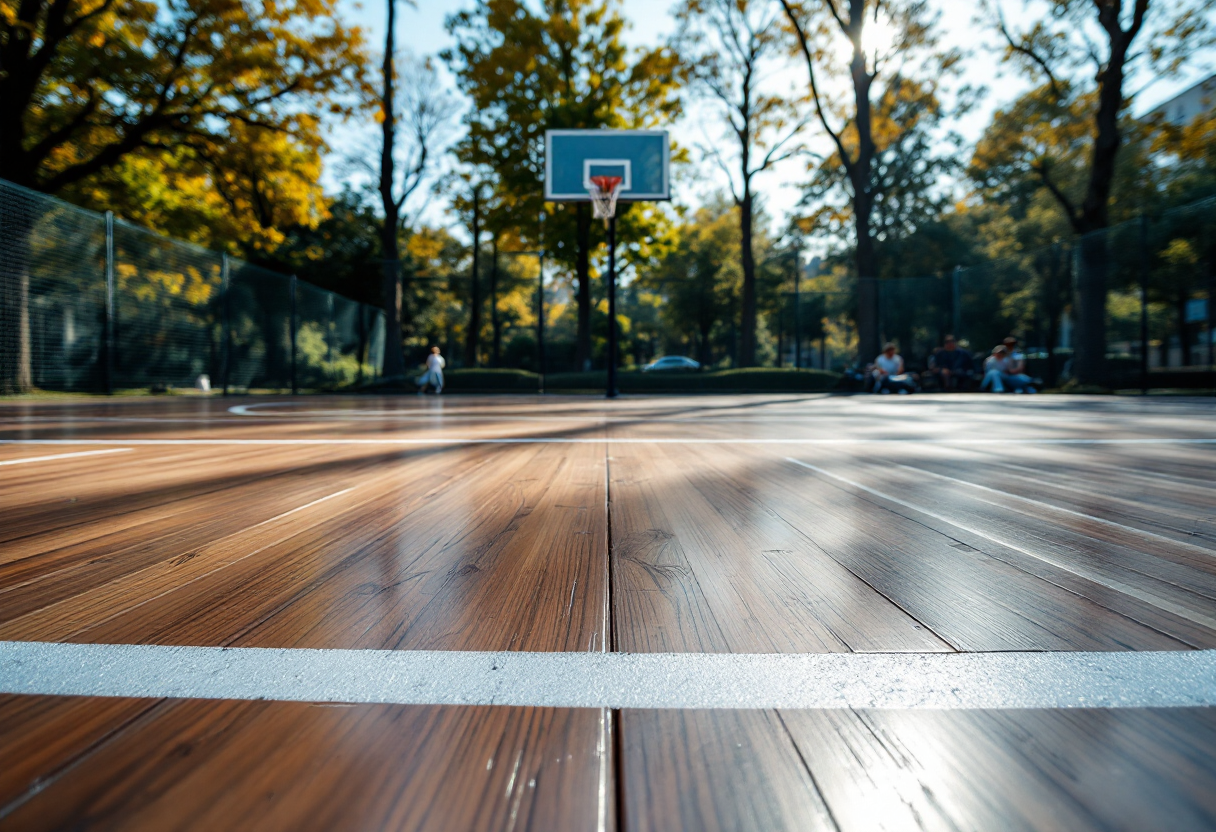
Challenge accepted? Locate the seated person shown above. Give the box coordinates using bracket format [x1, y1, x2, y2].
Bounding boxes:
[981, 345, 1035, 393]
[927, 335, 974, 391]
[872, 343, 918, 394]
[1002, 336, 1036, 392]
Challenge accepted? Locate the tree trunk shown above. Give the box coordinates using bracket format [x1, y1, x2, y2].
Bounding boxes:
[379, 256, 405, 379]
[377, 0, 406, 382]
[854, 196, 880, 364]
[1043, 244, 1067, 388]
[490, 236, 501, 367]
[1067, 21, 1136, 386]
[777, 317, 784, 369]
[1177, 293, 1191, 367]
[0, 212, 34, 394]
[356, 307, 367, 385]
[1073, 232, 1108, 384]
[738, 192, 757, 367]
[465, 188, 482, 367]
[849, 27, 879, 366]
[575, 203, 592, 370]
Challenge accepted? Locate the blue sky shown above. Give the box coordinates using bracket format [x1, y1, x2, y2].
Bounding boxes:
[325, 0, 1215, 235]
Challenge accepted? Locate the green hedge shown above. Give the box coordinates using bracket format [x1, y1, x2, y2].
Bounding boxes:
[441, 368, 542, 392]
[364, 366, 842, 394]
[441, 367, 840, 393]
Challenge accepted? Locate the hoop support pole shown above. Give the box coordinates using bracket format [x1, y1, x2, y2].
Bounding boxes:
[606, 214, 619, 399]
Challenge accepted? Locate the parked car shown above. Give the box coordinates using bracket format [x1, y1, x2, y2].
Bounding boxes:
[642, 356, 700, 372]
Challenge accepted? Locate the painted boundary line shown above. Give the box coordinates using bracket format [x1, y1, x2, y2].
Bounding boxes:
[0, 448, 133, 466]
[1, 642, 1214, 709]
[2, 438, 1216, 447]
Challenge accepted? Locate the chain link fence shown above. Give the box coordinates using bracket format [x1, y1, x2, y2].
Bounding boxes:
[1, 178, 384, 395]
[780, 198, 1214, 390]
[3, 174, 1212, 395]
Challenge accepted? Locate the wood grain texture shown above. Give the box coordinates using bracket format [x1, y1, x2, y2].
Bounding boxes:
[2, 395, 1215, 831]
[743, 449, 1194, 651]
[929, 447, 1216, 552]
[0, 697, 611, 832]
[781, 707, 1216, 832]
[0, 694, 161, 810]
[0, 442, 608, 652]
[610, 445, 950, 653]
[620, 709, 836, 832]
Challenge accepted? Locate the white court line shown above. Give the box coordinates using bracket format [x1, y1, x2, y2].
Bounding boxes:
[891, 461, 1216, 557]
[0, 448, 133, 467]
[2, 437, 1215, 447]
[784, 457, 1216, 632]
[0, 641, 1213, 709]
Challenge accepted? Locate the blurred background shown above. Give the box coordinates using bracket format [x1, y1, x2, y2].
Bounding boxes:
[2, 0, 1214, 394]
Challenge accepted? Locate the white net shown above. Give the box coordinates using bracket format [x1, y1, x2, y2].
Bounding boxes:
[589, 176, 622, 221]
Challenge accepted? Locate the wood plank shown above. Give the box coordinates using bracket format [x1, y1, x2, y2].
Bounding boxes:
[0, 696, 611, 832]
[239, 440, 609, 652]
[733, 448, 1191, 651]
[0, 445, 329, 544]
[856, 456, 1216, 600]
[954, 448, 1216, 550]
[0, 449, 420, 618]
[620, 709, 835, 832]
[781, 707, 1216, 832]
[610, 445, 950, 653]
[807, 452, 1216, 646]
[0, 694, 162, 810]
[0, 442, 609, 653]
[0, 443, 496, 621]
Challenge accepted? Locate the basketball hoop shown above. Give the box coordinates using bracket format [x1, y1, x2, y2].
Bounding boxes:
[589, 175, 623, 225]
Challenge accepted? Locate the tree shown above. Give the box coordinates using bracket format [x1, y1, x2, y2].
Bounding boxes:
[802, 74, 962, 277]
[983, 0, 1212, 384]
[673, 0, 804, 367]
[452, 179, 486, 367]
[0, 0, 364, 193]
[780, 0, 958, 363]
[444, 0, 680, 371]
[647, 202, 742, 367]
[377, 1, 453, 382]
[0, 0, 366, 393]
[255, 188, 383, 306]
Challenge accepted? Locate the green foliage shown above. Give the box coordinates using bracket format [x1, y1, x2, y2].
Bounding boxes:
[443, 0, 681, 266]
[296, 322, 373, 389]
[802, 72, 962, 277]
[1, 0, 368, 251]
[441, 368, 542, 391]
[640, 199, 742, 365]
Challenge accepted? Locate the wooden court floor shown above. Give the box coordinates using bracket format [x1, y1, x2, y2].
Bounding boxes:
[1, 393, 1214, 831]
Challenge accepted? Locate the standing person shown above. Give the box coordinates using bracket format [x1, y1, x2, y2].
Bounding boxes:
[415, 346, 446, 394]
[927, 335, 974, 391]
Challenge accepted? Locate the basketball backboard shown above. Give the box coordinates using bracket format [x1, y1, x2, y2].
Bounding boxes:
[544, 129, 670, 202]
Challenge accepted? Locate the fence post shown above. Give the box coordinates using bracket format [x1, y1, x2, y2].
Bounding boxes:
[221, 254, 232, 395]
[1140, 215, 1149, 396]
[537, 210, 546, 387]
[1207, 265, 1214, 372]
[951, 265, 962, 338]
[290, 275, 298, 395]
[793, 238, 801, 369]
[103, 211, 115, 395]
[326, 293, 335, 390]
